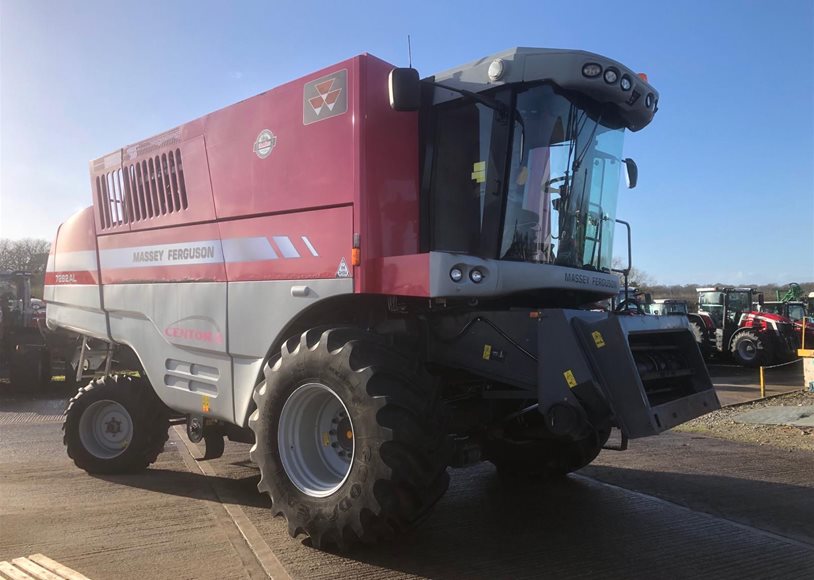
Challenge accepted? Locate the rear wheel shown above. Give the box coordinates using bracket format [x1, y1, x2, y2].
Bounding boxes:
[730, 330, 772, 367]
[63, 375, 170, 474]
[249, 327, 452, 550]
[486, 428, 610, 480]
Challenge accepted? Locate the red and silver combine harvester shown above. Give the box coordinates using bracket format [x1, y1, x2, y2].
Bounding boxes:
[46, 48, 719, 549]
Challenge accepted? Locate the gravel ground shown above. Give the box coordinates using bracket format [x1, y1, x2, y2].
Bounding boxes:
[675, 390, 814, 452]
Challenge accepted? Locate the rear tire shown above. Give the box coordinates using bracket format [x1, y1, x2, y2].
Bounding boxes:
[730, 330, 772, 367]
[689, 321, 705, 348]
[249, 327, 452, 550]
[63, 375, 170, 474]
[486, 428, 610, 481]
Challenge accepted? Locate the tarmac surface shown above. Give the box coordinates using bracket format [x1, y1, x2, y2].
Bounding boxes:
[707, 361, 804, 406]
[1, 363, 812, 579]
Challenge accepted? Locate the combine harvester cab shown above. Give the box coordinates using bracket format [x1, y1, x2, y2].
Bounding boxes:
[47, 47, 719, 550]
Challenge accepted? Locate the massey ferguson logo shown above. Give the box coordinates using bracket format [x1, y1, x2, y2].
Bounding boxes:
[253, 129, 277, 159]
[303, 69, 348, 125]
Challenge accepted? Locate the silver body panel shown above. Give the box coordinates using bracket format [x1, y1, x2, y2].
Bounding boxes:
[48, 278, 355, 426]
[429, 252, 619, 297]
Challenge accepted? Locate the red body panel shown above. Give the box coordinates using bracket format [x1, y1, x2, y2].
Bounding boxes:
[44, 271, 97, 286]
[55, 54, 429, 296]
[219, 206, 353, 281]
[48, 207, 99, 286]
[741, 311, 786, 329]
[98, 222, 226, 284]
[365, 254, 431, 297]
[356, 57, 421, 293]
[206, 65, 357, 221]
[53, 207, 97, 252]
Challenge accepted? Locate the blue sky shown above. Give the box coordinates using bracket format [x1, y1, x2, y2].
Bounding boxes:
[1, 0, 812, 284]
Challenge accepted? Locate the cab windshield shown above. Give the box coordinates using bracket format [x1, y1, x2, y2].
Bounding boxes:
[648, 302, 688, 315]
[425, 83, 625, 272]
[787, 304, 805, 322]
[502, 85, 624, 270]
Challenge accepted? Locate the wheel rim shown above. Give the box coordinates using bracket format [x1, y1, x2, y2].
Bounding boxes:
[278, 383, 354, 498]
[737, 339, 757, 360]
[78, 400, 133, 459]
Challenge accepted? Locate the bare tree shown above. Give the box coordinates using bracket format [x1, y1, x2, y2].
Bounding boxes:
[611, 258, 654, 290]
[0, 239, 51, 273]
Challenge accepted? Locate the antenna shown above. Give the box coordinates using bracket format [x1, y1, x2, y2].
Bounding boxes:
[408, 34, 412, 68]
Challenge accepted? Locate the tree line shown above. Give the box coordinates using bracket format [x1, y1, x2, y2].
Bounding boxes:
[0, 239, 51, 298]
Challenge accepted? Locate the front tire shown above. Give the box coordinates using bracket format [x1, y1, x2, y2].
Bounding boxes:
[688, 321, 707, 352]
[730, 330, 772, 367]
[249, 327, 451, 550]
[63, 375, 170, 474]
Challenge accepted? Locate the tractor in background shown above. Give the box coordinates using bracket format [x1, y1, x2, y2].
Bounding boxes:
[643, 299, 688, 316]
[696, 287, 798, 367]
[643, 299, 714, 356]
[1, 271, 51, 389]
[1, 271, 88, 391]
[754, 283, 814, 349]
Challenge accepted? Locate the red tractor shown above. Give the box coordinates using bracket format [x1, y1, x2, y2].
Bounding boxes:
[754, 283, 814, 349]
[45, 48, 720, 549]
[696, 287, 798, 367]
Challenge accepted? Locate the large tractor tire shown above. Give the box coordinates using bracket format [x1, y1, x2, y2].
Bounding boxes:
[689, 321, 705, 349]
[63, 375, 170, 474]
[730, 330, 772, 368]
[486, 428, 611, 481]
[249, 327, 452, 550]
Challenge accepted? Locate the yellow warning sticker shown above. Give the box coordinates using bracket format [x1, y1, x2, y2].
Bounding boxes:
[482, 344, 492, 360]
[202, 395, 210, 413]
[563, 370, 577, 388]
[471, 161, 486, 183]
[592, 331, 606, 348]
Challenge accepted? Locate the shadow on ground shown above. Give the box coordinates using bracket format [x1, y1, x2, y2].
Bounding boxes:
[94, 468, 273, 510]
[102, 457, 814, 579]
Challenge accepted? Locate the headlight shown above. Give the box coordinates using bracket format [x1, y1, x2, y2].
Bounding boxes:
[603, 68, 619, 84]
[645, 93, 655, 109]
[620, 75, 632, 91]
[488, 59, 505, 81]
[582, 63, 602, 78]
[469, 269, 484, 283]
[450, 268, 463, 282]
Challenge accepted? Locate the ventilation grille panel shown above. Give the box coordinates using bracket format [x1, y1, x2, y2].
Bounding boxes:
[96, 148, 188, 230]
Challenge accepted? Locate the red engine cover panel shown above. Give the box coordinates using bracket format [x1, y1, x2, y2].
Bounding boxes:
[84, 54, 429, 295]
[205, 61, 358, 220]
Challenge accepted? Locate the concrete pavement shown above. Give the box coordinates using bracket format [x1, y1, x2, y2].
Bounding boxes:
[2, 416, 812, 579]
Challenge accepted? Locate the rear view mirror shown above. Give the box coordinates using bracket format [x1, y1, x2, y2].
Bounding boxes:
[758, 293, 765, 306]
[644, 293, 653, 305]
[388, 68, 421, 111]
[623, 158, 638, 189]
